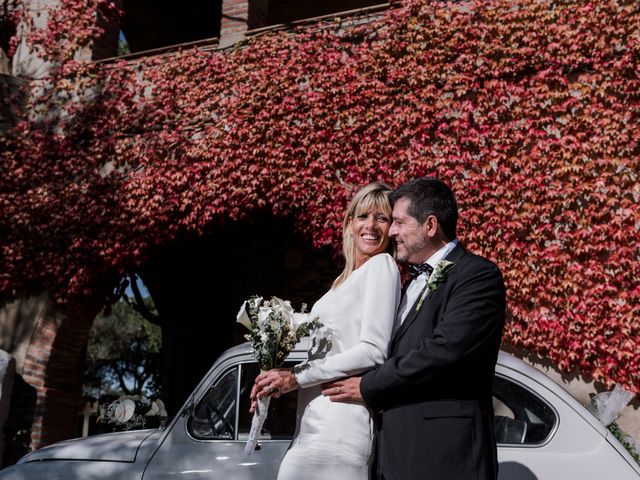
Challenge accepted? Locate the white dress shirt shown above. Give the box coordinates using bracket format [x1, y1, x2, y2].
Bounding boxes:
[396, 239, 459, 328]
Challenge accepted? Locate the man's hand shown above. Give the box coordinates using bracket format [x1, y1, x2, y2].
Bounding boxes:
[322, 376, 363, 402]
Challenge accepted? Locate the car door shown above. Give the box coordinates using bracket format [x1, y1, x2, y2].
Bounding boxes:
[142, 359, 298, 480]
[494, 366, 640, 479]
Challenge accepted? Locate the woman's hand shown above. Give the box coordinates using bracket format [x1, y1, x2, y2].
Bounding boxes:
[249, 368, 299, 413]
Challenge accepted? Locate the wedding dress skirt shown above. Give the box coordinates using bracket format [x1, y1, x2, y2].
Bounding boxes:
[277, 254, 400, 480]
[277, 386, 374, 479]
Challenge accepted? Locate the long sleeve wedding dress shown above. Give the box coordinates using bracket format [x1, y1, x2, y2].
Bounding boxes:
[277, 253, 400, 480]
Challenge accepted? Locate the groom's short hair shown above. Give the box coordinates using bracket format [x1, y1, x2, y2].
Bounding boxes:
[390, 177, 458, 240]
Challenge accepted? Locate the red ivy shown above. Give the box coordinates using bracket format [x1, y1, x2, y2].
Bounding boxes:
[1, 0, 639, 391]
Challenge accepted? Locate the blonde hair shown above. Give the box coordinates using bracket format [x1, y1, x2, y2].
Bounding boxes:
[332, 182, 393, 288]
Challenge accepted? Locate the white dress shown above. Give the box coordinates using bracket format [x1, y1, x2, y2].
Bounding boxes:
[278, 253, 401, 480]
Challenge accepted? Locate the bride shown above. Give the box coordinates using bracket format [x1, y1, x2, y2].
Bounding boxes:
[251, 182, 401, 480]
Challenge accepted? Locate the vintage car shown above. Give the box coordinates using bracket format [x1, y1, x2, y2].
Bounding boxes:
[1, 341, 639, 479]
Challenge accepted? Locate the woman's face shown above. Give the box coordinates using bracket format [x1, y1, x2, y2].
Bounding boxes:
[349, 209, 391, 268]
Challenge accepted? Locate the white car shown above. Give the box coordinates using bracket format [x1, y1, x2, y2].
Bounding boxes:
[1, 342, 638, 479]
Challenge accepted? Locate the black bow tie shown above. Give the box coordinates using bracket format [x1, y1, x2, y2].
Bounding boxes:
[407, 262, 433, 278]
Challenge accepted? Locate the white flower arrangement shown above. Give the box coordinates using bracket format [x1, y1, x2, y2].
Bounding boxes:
[98, 396, 167, 431]
[236, 295, 321, 454]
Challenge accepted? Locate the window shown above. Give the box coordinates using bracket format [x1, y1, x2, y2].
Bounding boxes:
[238, 362, 299, 440]
[188, 361, 299, 441]
[248, 0, 388, 30]
[493, 375, 557, 445]
[188, 367, 238, 440]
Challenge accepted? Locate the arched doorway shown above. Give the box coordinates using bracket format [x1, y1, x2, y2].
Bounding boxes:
[139, 216, 339, 414]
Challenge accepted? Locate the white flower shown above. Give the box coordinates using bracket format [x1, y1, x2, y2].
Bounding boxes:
[145, 399, 167, 417]
[257, 306, 271, 329]
[236, 301, 252, 330]
[415, 260, 455, 312]
[114, 399, 136, 424]
[271, 297, 294, 319]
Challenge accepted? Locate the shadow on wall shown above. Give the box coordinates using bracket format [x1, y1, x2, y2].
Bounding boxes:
[498, 461, 538, 480]
[502, 344, 611, 394]
[0, 296, 47, 369]
[3, 376, 36, 467]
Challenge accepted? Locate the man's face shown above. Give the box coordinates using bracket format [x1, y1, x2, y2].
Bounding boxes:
[389, 197, 430, 264]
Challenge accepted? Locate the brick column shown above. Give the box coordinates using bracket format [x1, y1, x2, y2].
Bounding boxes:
[220, 0, 248, 48]
[20, 300, 100, 448]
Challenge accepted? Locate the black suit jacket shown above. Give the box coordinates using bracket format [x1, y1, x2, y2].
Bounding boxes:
[361, 244, 505, 480]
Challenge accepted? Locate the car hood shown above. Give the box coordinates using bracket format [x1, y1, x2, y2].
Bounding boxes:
[19, 429, 162, 464]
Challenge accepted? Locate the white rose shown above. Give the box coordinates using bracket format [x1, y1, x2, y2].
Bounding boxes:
[257, 307, 271, 330]
[270, 318, 279, 331]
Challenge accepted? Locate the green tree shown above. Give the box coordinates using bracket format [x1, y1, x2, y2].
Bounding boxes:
[85, 299, 161, 398]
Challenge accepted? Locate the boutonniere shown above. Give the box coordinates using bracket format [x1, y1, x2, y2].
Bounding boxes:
[415, 260, 455, 312]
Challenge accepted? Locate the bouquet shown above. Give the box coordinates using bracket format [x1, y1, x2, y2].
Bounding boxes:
[237, 295, 321, 454]
[98, 396, 167, 431]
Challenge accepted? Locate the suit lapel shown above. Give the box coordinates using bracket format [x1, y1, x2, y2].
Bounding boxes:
[390, 243, 467, 352]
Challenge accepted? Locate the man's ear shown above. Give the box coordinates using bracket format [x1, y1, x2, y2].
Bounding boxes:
[423, 215, 438, 238]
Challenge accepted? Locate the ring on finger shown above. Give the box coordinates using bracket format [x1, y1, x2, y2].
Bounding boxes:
[339, 386, 343, 394]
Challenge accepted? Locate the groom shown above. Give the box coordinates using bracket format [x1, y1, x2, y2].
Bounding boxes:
[324, 177, 505, 480]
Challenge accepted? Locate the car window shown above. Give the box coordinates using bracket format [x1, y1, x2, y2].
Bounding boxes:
[238, 362, 299, 440]
[188, 367, 238, 440]
[493, 375, 557, 445]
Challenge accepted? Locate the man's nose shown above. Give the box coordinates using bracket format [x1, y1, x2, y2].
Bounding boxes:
[388, 222, 398, 237]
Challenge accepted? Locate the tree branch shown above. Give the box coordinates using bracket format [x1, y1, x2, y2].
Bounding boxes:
[123, 271, 161, 326]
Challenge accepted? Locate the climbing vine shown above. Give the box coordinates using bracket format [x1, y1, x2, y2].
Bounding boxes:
[1, 0, 639, 390]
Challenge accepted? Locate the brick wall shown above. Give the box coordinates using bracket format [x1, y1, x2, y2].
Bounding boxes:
[19, 300, 100, 448]
[220, 0, 249, 48]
